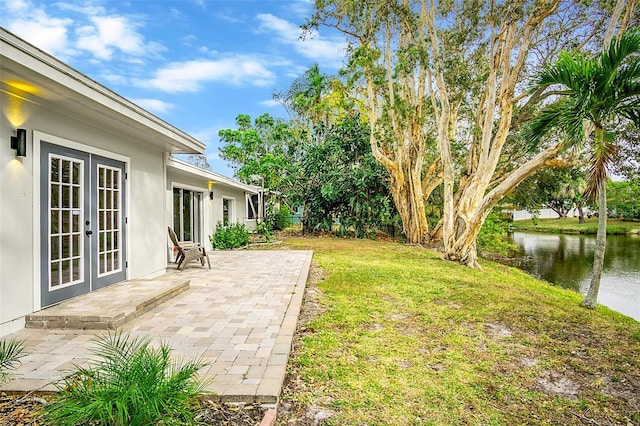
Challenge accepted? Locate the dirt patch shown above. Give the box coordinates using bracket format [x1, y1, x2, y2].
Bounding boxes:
[0, 392, 267, 426]
[536, 372, 580, 399]
[484, 322, 513, 339]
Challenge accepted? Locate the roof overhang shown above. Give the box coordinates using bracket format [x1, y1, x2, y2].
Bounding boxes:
[0, 27, 204, 154]
[167, 156, 259, 194]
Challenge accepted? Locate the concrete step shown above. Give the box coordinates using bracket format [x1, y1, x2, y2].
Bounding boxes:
[25, 278, 190, 330]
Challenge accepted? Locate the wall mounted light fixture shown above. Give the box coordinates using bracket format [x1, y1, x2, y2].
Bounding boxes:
[10, 128, 27, 158]
[208, 181, 216, 200]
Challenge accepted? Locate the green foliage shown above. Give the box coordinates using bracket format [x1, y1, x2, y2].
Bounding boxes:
[273, 205, 292, 231]
[526, 29, 640, 199]
[210, 222, 250, 249]
[0, 338, 27, 384]
[477, 212, 517, 257]
[508, 166, 587, 219]
[608, 180, 640, 220]
[218, 113, 301, 196]
[299, 114, 398, 238]
[256, 220, 272, 242]
[43, 332, 207, 426]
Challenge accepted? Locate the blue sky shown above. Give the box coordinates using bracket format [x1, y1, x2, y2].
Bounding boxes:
[0, 0, 348, 175]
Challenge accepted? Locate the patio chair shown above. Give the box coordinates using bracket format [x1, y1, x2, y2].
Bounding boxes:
[167, 227, 211, 271]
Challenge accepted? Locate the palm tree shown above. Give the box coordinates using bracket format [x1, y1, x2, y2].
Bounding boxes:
[526, 30, 640, 309]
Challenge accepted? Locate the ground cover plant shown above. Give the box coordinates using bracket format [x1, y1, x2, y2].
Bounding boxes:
[276, 237, 640, 425]
[0, 338, 26, 385]
[511, 217, 640, 235]
[43, 332, 208, 426]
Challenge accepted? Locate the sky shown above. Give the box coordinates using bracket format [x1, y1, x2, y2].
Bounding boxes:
[0, 0, 348, 176]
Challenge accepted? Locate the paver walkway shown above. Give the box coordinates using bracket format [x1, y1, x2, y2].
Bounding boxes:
[0, 250, 312, 404]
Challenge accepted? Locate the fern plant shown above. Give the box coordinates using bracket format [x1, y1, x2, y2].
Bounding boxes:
[0, 338, 27, 384]
[43, 331, 209, 426]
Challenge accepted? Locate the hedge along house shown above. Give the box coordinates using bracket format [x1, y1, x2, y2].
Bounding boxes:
[0, 28, 259, 337]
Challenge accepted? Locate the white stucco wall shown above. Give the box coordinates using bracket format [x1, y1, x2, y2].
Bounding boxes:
[1, 94, 169, 335]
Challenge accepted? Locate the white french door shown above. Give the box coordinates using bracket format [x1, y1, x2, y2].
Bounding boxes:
[40, 142, 126, 307]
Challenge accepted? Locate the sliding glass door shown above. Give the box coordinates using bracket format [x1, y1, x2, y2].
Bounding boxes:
[172, 187, 202, 243]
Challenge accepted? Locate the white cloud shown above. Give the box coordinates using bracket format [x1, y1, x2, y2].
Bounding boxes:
[141, 57, 276, 93]
[131, 98, 174, 114]
[76, 15, 164, 60]
[3, 5, 74, 57]
[256, 13, 347, 69]
[260, 99, 281, 108]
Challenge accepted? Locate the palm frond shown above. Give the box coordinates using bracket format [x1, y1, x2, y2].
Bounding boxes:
[0, 339, 27, 384]
[523, 97, 586, 152]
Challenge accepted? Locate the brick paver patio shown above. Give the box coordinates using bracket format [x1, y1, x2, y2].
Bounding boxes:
[0, 249, 312, 404]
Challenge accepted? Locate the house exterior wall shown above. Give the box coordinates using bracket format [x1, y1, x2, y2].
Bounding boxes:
[1, 93, 168, 336]
[166, 166, 257, 258]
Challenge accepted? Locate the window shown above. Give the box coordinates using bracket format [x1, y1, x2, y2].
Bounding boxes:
[247, 194, 259, 220]
[223, 198, 232, 225]
[173, 187, 202, 242]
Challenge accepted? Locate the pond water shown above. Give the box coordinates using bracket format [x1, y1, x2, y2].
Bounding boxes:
[508, 231, 640, 321]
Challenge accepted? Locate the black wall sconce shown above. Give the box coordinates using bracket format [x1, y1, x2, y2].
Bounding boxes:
[208, 181, 215, 200]
[11, 128, 27, 158]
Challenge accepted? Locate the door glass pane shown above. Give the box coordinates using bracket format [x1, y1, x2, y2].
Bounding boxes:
[193, 192, 201, 243]
[62, 186, 70, 208]
[72, 186, 80, 209]
[223, 199, 230, 225]
[72, 162, 80, 185]
[72, 259, 80, 281]
[50, 262, 60, 288]
[51, 210, 59, 234]
[62, 210, 70, 233]
[173, 188, 181, 236]
[183, 191, 192, 241]
[97, 165, 121, 276]
[51, 185, 59, 208]
[61, 260, 71, 283]
[51, 158, 59, 182]
[51, 236, 59, 260]
[49, 154, 84, 287]
[61, 160, 70, 183]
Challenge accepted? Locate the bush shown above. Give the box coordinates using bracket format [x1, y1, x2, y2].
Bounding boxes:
[478, 212, 517, 257]
[273, 205, 292, 231]
[0, 338, 27, 384]
[43, 332, 208, 426]
[210, 221, 249, 249]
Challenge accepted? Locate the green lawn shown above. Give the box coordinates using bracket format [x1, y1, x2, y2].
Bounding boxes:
[510, 217, 640, 235]
[276, 237, 640, 425]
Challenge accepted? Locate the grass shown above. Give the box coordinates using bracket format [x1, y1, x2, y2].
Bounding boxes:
[277, 237, 640, 425]
[510, 217, 640, 235]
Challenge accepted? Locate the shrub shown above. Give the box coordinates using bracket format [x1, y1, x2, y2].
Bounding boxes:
[0, 338, 27, 384]
[43, 331, 208, 426]
[478, 212, 517, 257]
[210, 221, 249, 249]
[273, 205, 292, 231]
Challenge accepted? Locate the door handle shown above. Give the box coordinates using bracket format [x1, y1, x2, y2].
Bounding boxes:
[86, 230, 93, 236]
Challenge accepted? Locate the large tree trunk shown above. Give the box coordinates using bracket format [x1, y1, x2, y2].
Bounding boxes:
[389, 167, 430, 244]
[581, 184, 607, 309]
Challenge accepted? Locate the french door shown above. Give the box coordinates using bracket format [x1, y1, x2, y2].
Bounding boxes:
[40, 142, 126, 307]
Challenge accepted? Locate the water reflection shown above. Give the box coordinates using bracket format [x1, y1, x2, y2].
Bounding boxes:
[509, 232, 640, 321]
